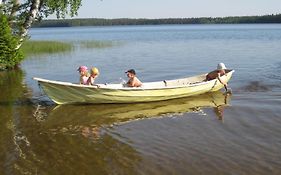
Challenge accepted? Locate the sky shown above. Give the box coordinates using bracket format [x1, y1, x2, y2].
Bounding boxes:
[71, 0, 281, 19]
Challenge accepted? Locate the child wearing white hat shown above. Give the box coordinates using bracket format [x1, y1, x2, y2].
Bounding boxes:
[206, 63, 228, 86]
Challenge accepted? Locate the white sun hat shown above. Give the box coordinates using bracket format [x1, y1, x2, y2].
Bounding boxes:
[217, 63, 227, 70]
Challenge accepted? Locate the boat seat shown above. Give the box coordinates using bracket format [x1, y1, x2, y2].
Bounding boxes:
[163, 80, 190, 87]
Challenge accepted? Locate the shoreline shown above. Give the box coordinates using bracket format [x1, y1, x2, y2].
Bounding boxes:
[32, 14, 281, 28]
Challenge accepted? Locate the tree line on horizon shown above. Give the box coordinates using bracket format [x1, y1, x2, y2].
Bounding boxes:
[32, 14, 281, 27]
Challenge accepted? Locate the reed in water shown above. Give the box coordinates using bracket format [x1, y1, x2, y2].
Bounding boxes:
[21, 41, 73, 55]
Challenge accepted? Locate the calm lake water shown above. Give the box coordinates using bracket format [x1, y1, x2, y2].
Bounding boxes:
[1, 24, 281, 175]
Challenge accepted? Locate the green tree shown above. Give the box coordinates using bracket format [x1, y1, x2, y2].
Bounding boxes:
[0, 0, 83, 69]
[0, 13, 23, 70]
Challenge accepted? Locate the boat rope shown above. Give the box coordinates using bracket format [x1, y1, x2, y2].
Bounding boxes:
[37, 82, 45, 96]
[32, 82, 48, 101]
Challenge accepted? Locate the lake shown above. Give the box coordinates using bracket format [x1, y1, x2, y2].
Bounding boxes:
[1, 24, 281, 175]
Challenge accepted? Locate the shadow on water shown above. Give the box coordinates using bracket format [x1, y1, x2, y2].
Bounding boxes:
[241, 81, 270, 92]
[237, 81, 281, 93]
[235, 61, 281, 94]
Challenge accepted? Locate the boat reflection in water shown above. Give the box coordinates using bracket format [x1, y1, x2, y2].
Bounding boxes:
[36, 91, 231, 140]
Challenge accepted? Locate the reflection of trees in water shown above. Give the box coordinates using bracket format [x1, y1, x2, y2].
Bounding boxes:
[2, 106, 141, 174]
[0, 68, 25, 105]
[33, 104, 48, 122]
[46, 123, 103, 141]
[0, 70, 142, 174]
[22, 91, 231, 174]
[0, 69, 29, 175]
[29, 109, 142, 174]
[13, 121, 141, 175]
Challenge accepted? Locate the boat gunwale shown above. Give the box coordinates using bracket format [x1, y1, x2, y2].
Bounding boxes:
[33, 70, 234, 91]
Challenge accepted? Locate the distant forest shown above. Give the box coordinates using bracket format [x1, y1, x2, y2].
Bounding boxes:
[32, 14, 281, 27]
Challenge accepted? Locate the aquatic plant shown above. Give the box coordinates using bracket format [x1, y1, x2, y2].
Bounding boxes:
[21, 41, 73, 56]
[79, 40, 117, 49]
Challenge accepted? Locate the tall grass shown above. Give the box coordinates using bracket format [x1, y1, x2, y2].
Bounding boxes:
[79, 40, 118, 49]
[21, 40, 121, 57]
[21, 41, 73, 55]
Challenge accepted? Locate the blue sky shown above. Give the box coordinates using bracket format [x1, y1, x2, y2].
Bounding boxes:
[72, 0, 281, 19]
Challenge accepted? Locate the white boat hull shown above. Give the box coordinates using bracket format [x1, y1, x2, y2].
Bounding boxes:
[34, 70, 234, 104]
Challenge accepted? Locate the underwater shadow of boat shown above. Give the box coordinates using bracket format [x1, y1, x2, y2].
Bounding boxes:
[40, 91, 231, 128]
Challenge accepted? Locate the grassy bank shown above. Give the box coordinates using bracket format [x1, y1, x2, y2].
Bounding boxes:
[21, 41, 73, 55]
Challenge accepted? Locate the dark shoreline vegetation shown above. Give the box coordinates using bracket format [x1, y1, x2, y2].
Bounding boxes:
[32, 14, 281, 28]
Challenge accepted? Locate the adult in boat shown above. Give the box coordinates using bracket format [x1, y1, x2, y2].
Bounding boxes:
[206, 63, 228, 87]
[125, 69, 142, 87]
[87, 67, 99, 85]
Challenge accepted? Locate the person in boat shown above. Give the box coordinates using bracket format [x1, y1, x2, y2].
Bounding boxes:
[125, 69, 142, 87]
[77, 66, 89, 85]
[206, 63, 228, 87]
[87, 67, 99, 85]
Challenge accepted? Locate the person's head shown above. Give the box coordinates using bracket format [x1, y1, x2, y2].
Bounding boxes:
[77, 66, 88, 76]
[217, 63, 227, 73]
[90, 67, 99, 77]
[125, 69, 136, 78]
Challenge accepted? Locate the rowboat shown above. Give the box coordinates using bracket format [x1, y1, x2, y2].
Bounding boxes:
[33, 70, 234, 104]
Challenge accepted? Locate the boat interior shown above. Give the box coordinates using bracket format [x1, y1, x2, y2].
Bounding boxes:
[34, 70, 232, 90]
[101, 70, 232, 89]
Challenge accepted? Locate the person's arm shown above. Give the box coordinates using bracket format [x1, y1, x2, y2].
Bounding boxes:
[127, 78, 133, 87]
[86, 77, 92, 85]
[133, 77, 142, 87]
[217, 73, 227, 86]
[79, 76, 83, 85]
